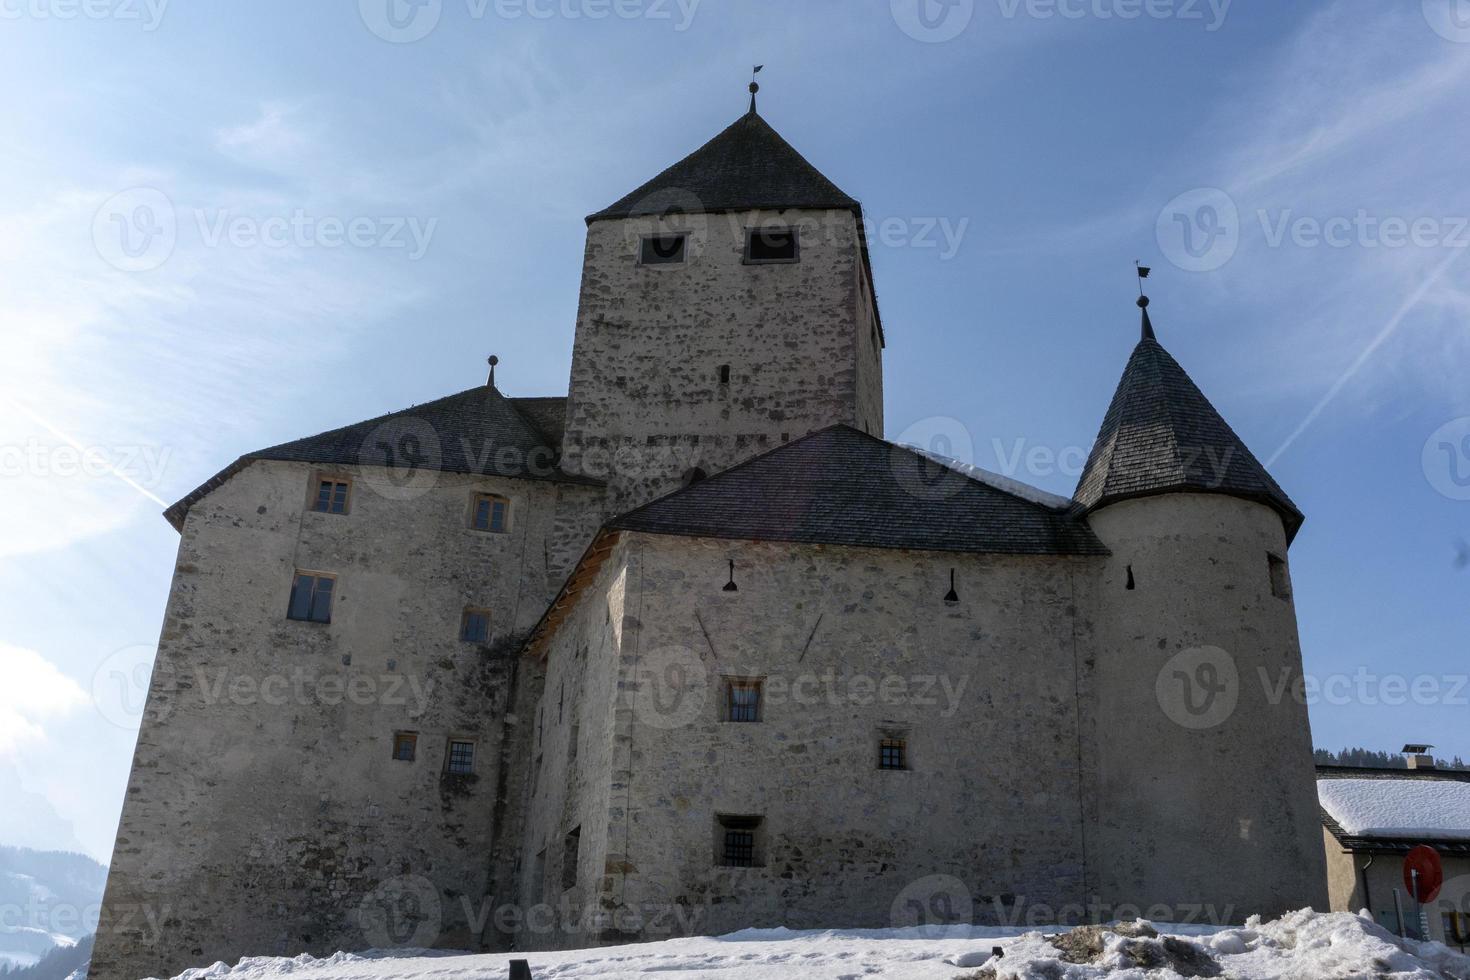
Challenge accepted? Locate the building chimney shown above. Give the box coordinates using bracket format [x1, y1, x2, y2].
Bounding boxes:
[1402, 743, 1436, 770]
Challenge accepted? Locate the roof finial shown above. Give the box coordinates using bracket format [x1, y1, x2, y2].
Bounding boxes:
[487, 354, 499, 388]
[1135, 261, 1156, 341]
[749, 65, 763, 114]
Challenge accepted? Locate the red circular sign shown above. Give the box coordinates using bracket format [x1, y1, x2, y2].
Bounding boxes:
[1404, 846, 1444, 903]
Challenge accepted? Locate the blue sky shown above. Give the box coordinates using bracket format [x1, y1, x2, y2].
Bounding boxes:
[3, 0, 1470, 861]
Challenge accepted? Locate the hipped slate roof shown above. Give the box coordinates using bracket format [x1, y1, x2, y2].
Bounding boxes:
[163, 386, 590, 531]
[1073, 326, 1303, 541]
[587, 109, 861, 222]
[608, 425, 1107, 556]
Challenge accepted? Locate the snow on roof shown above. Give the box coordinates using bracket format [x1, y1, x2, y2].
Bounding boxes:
[1318, 777, 1470, 840]
[911, 449, 1076, 510]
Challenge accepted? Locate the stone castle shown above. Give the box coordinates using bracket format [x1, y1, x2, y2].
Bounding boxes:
[92, 99, 1328, 980]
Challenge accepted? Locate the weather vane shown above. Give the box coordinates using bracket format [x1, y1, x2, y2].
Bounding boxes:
[1135, 260, 1151, 298]
[749, 64, 763, 112]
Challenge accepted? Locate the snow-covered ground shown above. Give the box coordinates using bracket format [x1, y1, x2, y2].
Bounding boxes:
[162, 909, 1470, 980]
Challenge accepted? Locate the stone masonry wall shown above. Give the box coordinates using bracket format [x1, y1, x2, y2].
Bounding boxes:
[91, 460, 602, 980]
[560, 208, 882, 512]
[528, 532, 1101, 945]
[1086, 493, 1328, 922]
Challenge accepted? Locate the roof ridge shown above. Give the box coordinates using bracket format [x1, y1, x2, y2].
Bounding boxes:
[253, 383, 499, 455]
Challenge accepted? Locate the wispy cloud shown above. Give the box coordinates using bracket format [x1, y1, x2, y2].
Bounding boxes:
[0, 645, 88, 757]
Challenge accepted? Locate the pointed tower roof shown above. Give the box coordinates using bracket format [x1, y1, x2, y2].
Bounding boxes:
[587, 108, 860, 222]
[1074, 306, 1304, 542]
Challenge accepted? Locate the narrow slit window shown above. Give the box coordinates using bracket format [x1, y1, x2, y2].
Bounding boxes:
[744, 227, 799, 264]
[313, 476, 351, 515]
[1125, 565, 1136, 591]
[446, 739, 474, 775]
[392, 732, 417, 762]
[460, 607, 492, 643]
[562, 826, 581, 890]
[640, 233, 687, 265]
[287, 572, 335, 624]
[718, 364, 731, 384]
[472, 493, 510, 533]
[1268, 554, 1292, 600]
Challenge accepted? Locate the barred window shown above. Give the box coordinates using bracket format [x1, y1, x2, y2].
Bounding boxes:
[287, 572, 334, 624]
[313, 477, 351, 515]
[392, 732, 417, 762]
[446, 740, 474, 775]
[879, 737, 908, 771]
[460, 607, 491, 643]
[717, 814, 763, 868]
[472, 493, 509, 533]
[726, 679, 762, 723]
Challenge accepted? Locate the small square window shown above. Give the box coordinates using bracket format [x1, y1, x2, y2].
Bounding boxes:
[392, 732, 417, 762]
[287, 572, 334, 624]
[472, 494, 510, 533]
[744, 227, 799, 264]
[725, 678, 763, 723]
[460, 607, 491, 643]
[879, 737, 908, 771]
[716, 814, 763, 867]
[640, 233, 687, 266]
[312, 476, 351, 515]
[446, 739, 474, 774]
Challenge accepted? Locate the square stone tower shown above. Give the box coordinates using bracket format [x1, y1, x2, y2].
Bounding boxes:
[560, 105, 885, 512]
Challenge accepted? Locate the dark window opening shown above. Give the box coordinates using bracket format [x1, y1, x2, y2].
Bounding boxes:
[640, 233, 687, 265]
[725, 678, 762, 723]
[287, 572, 334, 623]
[392, 732, 417, 762]
[562, 826, 581, 890]
[879, 737, 908, 771]
[446, 739, 474, 774]
[717, 814, 763, 867]
[1125, 565, 1136, 591]
[1268, 554, 1292, 600]
[460, 607, 491, 643]
[718, 364, 731, 384]
[683, 467, 708, 488]
[472, 494, 509, 533]
[744, 227, 799, 264]
[313, 477, 350, 514]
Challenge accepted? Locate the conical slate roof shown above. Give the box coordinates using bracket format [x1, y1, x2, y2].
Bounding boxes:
[1073, 329, 1303, 541]
[587, 109, 860, 222]
[609, 425, 1106, 556]
[164, 386, 592, 530]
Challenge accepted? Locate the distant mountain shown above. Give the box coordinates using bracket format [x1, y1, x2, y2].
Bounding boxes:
[0, 847, 106, 975]
[0, 768, 87, 856]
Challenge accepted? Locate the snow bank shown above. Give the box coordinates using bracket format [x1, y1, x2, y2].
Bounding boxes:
[1318, 777, 1470, 838]
[156, 910, 1470, 980]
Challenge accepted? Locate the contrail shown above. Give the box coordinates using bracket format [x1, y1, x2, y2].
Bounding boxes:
[1267, 246, 1465, 467]
[4, 397, 168, 508]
